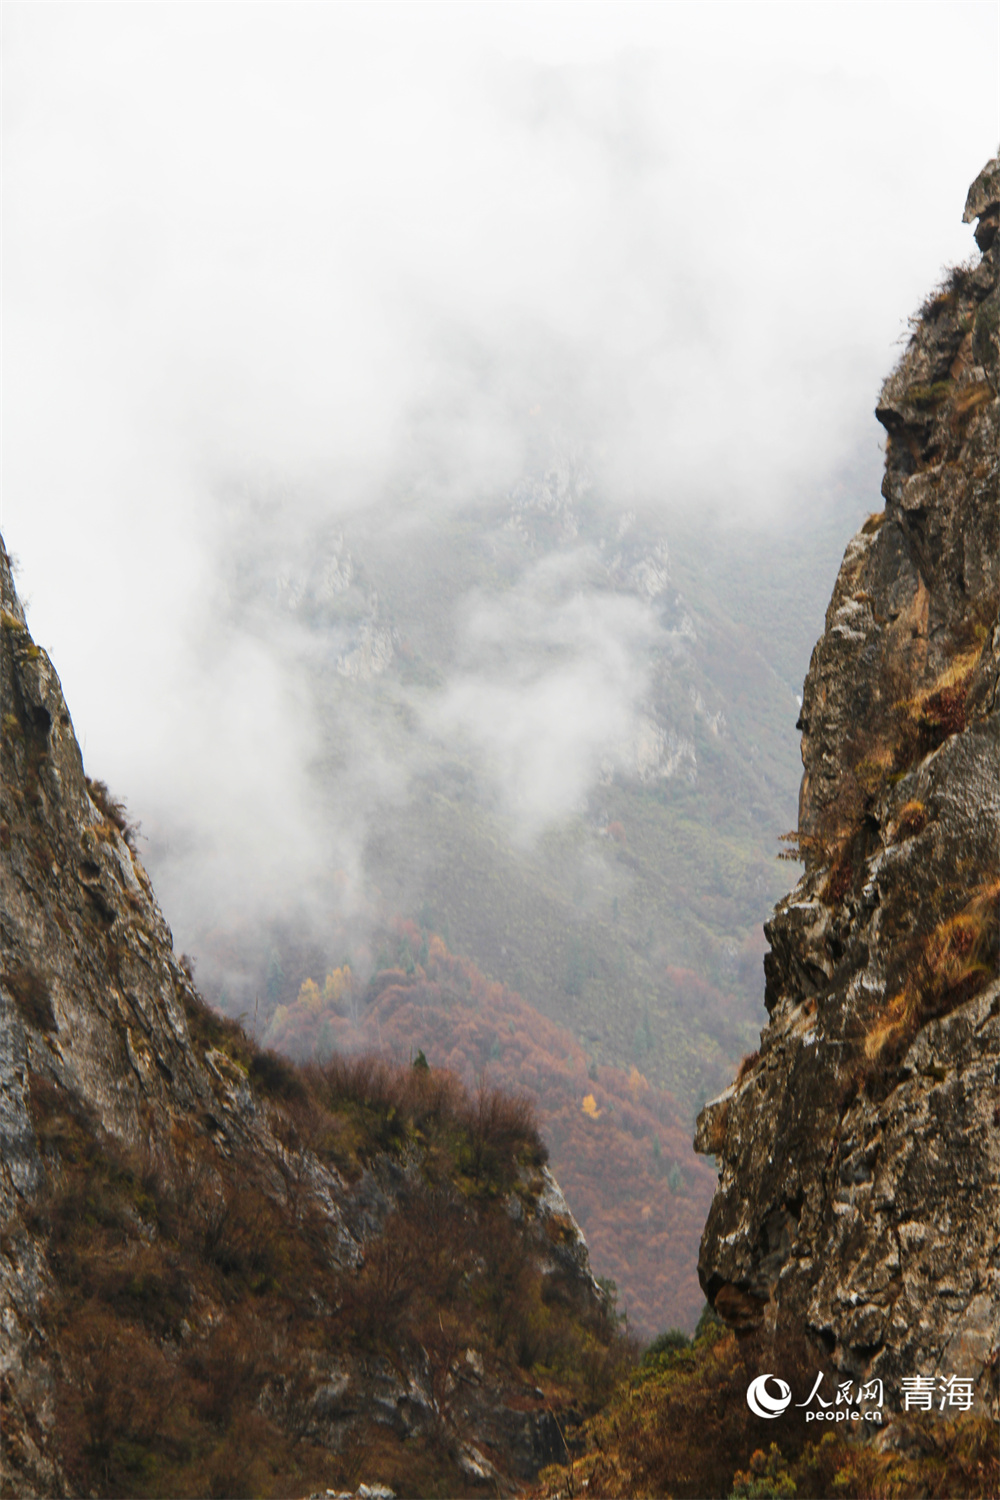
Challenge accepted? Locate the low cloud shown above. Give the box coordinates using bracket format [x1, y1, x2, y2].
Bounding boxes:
[3, 2, 996, 957]
[428, 549, 661, 837]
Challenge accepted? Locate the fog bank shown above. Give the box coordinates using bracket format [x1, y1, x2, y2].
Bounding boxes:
[3, 1, 997, 962]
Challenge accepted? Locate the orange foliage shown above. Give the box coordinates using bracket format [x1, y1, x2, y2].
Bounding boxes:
[268, 921, 718, 1337]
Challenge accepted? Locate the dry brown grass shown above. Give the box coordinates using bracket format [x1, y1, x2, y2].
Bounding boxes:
[951, 378, 995, 421]
[85, 776, 141, 853]
[863, 878, 999, 1075]
[894, 798, 928, 841]
[734, 1051, 759, 1086]
[701, 1099, 730, 1157]
[25, 1012, 616, 1499]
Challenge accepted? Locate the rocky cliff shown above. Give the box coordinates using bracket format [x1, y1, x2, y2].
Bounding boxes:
[695, 156, 1000, 1414]
[0, 542, 619, 1498]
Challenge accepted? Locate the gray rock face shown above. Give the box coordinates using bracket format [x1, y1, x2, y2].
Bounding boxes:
[0, 543, 605, 1496]
[695, 157, 1000, 1415]
[2, 552, 228, 1495]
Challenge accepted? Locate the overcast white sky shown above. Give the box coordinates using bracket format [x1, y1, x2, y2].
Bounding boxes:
[3, 2, 998, 944]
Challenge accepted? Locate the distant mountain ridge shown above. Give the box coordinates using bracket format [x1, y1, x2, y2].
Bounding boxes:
[179, 446, 872, 1138]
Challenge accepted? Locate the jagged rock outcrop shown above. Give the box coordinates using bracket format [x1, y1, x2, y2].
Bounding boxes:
[0, 542, 611, 1497]
[695, 156, 1000, 1413]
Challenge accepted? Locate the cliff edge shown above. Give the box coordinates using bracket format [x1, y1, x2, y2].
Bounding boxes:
[695, 156, 1000, 1414]
[0, 542, 617, 1497]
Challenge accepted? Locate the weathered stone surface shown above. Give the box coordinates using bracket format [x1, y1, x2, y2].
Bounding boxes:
[965, 155, 1000, 253]
[696, 156, 1000, 1417]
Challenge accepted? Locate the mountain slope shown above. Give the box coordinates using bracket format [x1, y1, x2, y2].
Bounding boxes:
[265, 922, 720, 1337]
[0, 540, 622, 1498]
[177, 467, 869, 1127]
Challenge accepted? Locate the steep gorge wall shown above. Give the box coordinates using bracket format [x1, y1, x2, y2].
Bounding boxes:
[695, 157, 1000, 1412]
[0, 541, 610, 1497]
